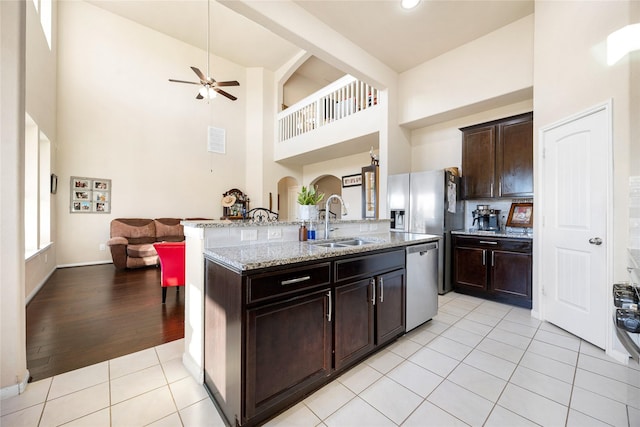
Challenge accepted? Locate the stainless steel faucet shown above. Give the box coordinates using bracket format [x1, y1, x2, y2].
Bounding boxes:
[324, 194, 348, 239]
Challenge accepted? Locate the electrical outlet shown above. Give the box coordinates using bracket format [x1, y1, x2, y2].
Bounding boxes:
[241, 229, 258, 241]
[268, 228, 282, 239]
[99, 243, 106, 251]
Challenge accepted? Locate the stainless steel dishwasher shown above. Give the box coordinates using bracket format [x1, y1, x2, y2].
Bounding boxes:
[406, 241, 439, 331]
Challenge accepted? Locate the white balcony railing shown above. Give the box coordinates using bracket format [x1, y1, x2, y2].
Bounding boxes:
[278, 75, 380, 142]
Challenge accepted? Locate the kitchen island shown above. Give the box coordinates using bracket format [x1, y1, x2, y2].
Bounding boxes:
[186, 219, 438, 427]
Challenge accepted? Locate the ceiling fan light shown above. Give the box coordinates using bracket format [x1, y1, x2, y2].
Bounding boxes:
[199, 86, 217, 99]
[401, 0, 420, 9]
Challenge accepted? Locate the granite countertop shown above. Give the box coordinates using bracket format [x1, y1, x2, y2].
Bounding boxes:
[183, 218, 390, 228]
[452, 230, 533, 240]
[204, 232, 440, 272]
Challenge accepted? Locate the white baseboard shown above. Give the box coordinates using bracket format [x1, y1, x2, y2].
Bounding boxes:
[182, 352, 203, 385]
[0, 370, 30, 400]
[25, 268, 56, 305]
[56, 260, 113, 268]
[607, 348, 632, 365]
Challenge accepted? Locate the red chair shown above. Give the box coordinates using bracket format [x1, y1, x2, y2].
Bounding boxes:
[153, 241, 185, 303]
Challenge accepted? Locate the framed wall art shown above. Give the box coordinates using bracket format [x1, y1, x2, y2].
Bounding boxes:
[342, 173, 362, 188]
[506, 202, 533, 228]
[70, 176, 111, 213]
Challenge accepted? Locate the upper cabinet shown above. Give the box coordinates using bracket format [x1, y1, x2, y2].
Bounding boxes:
[461, 112, 533, 199]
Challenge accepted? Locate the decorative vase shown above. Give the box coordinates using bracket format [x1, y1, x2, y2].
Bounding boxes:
[298, 204, 318, 221]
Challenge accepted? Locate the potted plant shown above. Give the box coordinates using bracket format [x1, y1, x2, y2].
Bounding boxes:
[297, 185, 324, 220]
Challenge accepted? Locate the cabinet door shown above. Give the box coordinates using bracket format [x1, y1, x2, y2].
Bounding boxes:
[491, 250, 532, 304]
[375, 269, 405, 346]
[462, 125, 495, 199]
[453, 246, 488, 291]
[334, 278, 375, 371]
[497, 116, 533, 197]
[245, 289, 332, 419]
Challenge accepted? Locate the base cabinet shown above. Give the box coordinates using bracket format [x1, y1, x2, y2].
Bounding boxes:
[245, 289, 332, 420]
[453, 235, 532, 308]
[334, 278, 375, 370]
[333, 267, 406, 371]
[205, 248, 406, 427]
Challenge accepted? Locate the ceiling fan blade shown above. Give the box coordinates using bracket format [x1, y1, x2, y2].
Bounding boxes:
[190, 66, 207, 83]
[214, 88, 237, 101]
[169, 79, 201, 85]
[196, 93, 204, 100]
[215, 80, 240, 87]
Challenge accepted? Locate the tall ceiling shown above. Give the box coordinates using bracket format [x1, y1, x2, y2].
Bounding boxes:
[87, 0, 534, 75]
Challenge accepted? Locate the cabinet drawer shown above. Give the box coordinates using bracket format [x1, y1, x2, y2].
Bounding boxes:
[247, 262, 331, 304]
[335, 250, 404, 283]
[454, 236, 531, 252]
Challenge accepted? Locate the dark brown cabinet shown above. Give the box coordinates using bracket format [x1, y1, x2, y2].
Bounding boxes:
[246, 289, 332, 420]
[461, 112, 533, 199]
[334, 278, 375, 370]
[333, 268, 406, 371]
[453, 235, 532, 308]
[204, 247, 406, 427]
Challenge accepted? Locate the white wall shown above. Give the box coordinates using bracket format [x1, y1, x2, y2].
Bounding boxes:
[399, 14, 534, 127]
[1, 0, 28, 396]
[533, 0, 635, 355]
[56, 2, 247, 266]
[411, 100, 534, 173]
[533, 0, 632, 282]
[24, 0, 57, 307]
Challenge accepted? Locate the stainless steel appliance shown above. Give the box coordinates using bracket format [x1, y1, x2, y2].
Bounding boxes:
[388, 170, 464, 294]
[472, 204, 501, 231]
[406, 242, 439, 331]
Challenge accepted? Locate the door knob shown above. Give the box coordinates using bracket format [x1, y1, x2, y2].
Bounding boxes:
[589, 237, 603, 245]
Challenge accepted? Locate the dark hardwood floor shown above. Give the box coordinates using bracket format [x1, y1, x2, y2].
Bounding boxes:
[26, 264, 184, 382]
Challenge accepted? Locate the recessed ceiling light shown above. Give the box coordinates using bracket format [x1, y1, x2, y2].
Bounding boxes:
[401, 0, 420, 10]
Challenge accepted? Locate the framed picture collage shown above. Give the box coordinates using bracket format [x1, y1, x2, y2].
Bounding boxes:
[70, 176, 111, 213]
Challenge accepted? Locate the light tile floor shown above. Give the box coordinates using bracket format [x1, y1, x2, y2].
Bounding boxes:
[3, 293, 640, 426]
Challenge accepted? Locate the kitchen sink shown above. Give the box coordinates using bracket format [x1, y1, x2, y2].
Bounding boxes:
[312, 238, 374, 248]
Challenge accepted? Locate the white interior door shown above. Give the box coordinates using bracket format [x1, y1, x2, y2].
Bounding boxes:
[540, 104, 611, 349]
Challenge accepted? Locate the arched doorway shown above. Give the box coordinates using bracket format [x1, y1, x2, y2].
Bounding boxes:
[276, 176, 299, 221]
[311, 175, 342, 219]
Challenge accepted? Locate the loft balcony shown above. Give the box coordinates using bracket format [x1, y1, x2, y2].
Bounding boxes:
[275, 75, 382, 164]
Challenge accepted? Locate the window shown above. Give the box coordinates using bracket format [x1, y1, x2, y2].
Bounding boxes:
[24, 113, 51, 258]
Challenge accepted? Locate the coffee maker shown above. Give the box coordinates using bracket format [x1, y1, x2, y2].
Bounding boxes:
[472, 204, 501, 232]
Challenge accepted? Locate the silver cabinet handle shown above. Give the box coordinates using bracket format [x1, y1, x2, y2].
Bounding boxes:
[589, 237, 603, 246]
[370, 278, 376, 305]
[379, 277, 384, 303]
[482, 249, 486, 266]
[326, 290, 332, 322]
[479, 241, 498, 245]
[491, 251, 495, 266]
[281, 276, 311, 286]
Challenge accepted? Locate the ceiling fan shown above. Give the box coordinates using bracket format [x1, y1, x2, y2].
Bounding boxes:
[168, 0, 239, 101]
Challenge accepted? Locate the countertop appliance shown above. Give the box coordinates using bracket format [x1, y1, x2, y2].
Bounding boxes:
[472, 204, 501, 232]
[388, 169, 464, 294]
[406, 242, 439, 331]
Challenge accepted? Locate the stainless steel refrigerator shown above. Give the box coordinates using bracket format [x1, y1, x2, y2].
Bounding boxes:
[388, 169, 464, 295]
